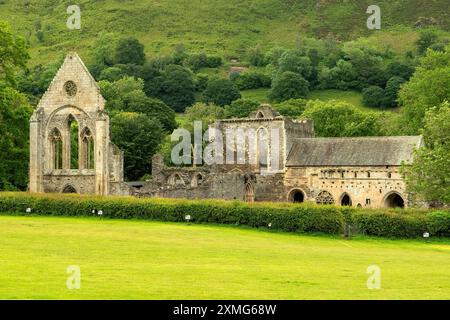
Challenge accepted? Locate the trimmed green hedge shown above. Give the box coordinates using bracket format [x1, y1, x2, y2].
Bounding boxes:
[0, 192, 448, 238]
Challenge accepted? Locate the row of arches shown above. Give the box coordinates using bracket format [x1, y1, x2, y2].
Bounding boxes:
[49, 115, 94, 170]
[167, 172, 204, 187]
[288, 189, 405, 208]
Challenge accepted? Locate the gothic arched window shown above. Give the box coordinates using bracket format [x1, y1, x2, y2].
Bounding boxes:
[81, 128, 94, 169]
[50, 128, 63, 170]
[257, 128, 268, 169]
[68, 115, 79, 169]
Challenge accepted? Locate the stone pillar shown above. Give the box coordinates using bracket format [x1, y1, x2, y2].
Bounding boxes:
[29, 112, 43, 193]
[95, 113, 109, 195]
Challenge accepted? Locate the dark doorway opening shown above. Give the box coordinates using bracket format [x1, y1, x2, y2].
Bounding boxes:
[385, 193, 405, 208]
[341, 194, 352, 206]
[289, 190, 304, 203]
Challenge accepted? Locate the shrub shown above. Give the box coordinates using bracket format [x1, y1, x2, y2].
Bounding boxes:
[268, 71, 309, 102]
[362, 85, 385, 108]
[0, 193, 447, 239]
[202, 78, 241, 106]
[232, 71, 271, 90]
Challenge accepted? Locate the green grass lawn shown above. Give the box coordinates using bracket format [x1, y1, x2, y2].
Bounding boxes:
[0, 215, 449, 300]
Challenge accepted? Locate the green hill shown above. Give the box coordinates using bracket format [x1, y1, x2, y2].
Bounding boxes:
[1, 0, 449, 64]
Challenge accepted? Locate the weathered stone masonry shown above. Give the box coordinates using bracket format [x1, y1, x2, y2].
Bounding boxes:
[30, 53, 424, 209]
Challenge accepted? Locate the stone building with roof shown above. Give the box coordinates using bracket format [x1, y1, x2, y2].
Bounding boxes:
[30, 53, 423, 209]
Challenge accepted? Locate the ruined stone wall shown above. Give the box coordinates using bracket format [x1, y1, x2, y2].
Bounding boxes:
[284, 166, 409, 208]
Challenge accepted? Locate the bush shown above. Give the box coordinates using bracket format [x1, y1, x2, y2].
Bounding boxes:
[0, 193, 447, 239]
[224, 99, 260, 118]
[202, 78, 241, 106]
[268, 71, 309, 102]
[232, 71, 271, 90]
[362, 85, 385, 108]
[0, 193, 344, 235]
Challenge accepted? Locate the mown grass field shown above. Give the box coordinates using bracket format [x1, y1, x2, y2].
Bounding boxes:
[0, 215, 449, 299]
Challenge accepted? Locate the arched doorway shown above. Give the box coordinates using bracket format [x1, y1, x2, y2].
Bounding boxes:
[62, 185, 77, 193]
[384, 192, 405, 208]
[340, 193, 352, 206]
[244, 183, 255, 202]
[288, 189, 305, 203]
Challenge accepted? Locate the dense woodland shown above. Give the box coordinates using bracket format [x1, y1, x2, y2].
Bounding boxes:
[0, 0, 449, 206]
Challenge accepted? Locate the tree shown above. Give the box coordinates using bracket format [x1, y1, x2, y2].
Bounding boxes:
[110, 112, 164, 181]
[0, 87, 33, 190]
[416, 29, 438, 55]
[98, 66, 127, 82]
[268, 71, 309, 102]
[150, 65, 196, 112]
[122, 90, 177, 133]
[114, 37, 146, 65]
[89, 32, 118, 78]
[385, 61, 415, 81]
[276, 50, 312, 79]
[362, 86, 385, 108]
[202, 78, 241, 107]
[384, 76, 406, 108]
[301, 100, 381, 137]
[224, 99, 259, 118]
[0, 21, 29, 85]
[398, 47, 450, 134]
[99, 77, 176, 132]
[273, 98, 307, 117]
[403, 102, 450, 206]
[184, 102, 224, 132]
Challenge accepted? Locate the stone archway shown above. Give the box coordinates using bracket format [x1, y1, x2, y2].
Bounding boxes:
[340, 193, 352, 206]
[288, 189, 305, 203]
[62, 184, 77, 194]
[384, 192, 405, 208]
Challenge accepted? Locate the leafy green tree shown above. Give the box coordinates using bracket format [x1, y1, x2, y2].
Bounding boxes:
[184, 102, 224, 132]
[268, 71, 309, 102]
[416, 29, 438, 55]
[384, 76, 406, 108]
[362, 85, 385, 108]
[99, 77, 176, 132]
[150, 65, 196, 112]
[114, 37, 146, 65]
[224, 99, 259, 118]
[385, 61, 415, 81]
[99, 76, 145, 110]
[98, 66, 127, 82]
[89, 32, 118, 78]
[202, 78, 241, 107]
[110, 112, 164, 181]
[403, 102, 450, 206]
[249, 44, 266, 67]
[301, 100, 381, 137]
[277, 50, 312, 79]
[398, 47, 450, 134]
[273, 98, 307, 117]
[0, 21, 29, 85]
[0, 87, 33, 190]
[232, 71, 271, 90]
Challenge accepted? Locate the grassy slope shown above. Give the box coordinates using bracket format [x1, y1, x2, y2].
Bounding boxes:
[0, 0, 449, 65]
[0, 215, 449, 299]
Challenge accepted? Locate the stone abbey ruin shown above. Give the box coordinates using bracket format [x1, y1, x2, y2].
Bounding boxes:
[29, 53, 424, 209]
